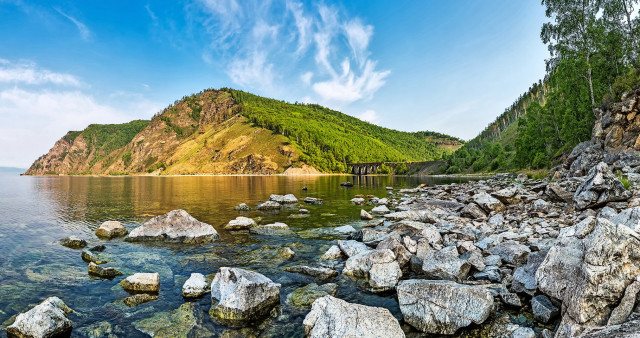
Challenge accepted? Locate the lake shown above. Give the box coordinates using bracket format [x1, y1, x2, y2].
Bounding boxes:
[0, 173, 478, 337]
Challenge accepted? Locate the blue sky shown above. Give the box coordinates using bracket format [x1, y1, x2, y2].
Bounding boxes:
[0, 0, 549, 168]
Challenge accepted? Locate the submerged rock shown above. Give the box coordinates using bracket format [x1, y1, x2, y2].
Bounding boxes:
[60, 236, 87, 249]
[7, 297, 73, 338]
[286, 283, 338, 307]
[120, 273, 160, 293]
[95, 221, 128, 239]
[126, 209, 219, 243]
[303, 296, 404, 338]
[285, 265, 338, 279]
[81, 249, 108, 265]
[123, 293, 158, 307]
[397, 280, 494, 335]
[233, 203, 251, 211]
[133, 302, 200, 337]
[303, 197, 323, 205]
[209, 267, 281, 327]
[88, 262, 123, 279]
[225, 216, 257, 230]
[182, 273, 210, 298]
[256, 200, 282, 210]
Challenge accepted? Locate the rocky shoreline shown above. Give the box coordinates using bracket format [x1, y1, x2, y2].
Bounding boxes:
[8, 156, 640, 337]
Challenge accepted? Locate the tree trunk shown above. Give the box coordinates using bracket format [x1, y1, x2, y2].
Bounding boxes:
[586, 53, 596, 117]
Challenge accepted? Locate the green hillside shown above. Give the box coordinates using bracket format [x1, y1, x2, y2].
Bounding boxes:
[225, 88, 463, 172]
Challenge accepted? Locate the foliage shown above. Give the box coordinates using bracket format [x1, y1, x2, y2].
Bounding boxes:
[121, 151, 132, 167]
[63, 131, 82, 143]
[223, 89, 462, 172]
[78, 120, 149, 168]
[394, 162, 408, 175]
[376, 164, 392, 174]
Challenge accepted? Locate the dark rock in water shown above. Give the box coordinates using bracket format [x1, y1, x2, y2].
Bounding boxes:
[6, 297, 73, 338]
[397, 280, 493, 334]
[302, 186, 308, 191]
[95, 221, 128, 239]
[126, 209, 219, 243]
[303, 296, 404, 337]
[531, 295, 559, 324]
[88, 244, 106, 252]
[123, 293, 158, 307]
[88, 262, 123, 279]
[340, 181, 354, 187]
[284, 265, 338, 279]
[60, 236, 87, 249]
[120, 273, 160, 292]
[573, 162, 632, 210]
[209, 267, 281, 327]
[286, 283, 338, 307]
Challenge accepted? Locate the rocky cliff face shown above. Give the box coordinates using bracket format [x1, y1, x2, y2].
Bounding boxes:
[25, 90, 298, 175]
[558, 90, 640, 178]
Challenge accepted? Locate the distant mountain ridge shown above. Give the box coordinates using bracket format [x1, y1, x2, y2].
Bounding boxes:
[25, 88, 463, 175]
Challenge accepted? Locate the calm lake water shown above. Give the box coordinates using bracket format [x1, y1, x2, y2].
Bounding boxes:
[0, 173, 478, 337]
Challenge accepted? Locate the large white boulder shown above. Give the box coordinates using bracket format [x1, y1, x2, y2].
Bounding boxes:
[126, 209, 218, 243]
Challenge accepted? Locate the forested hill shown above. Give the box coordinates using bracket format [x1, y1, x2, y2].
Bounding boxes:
[25, 89, 462, 175]
[444, 0, 640, 174]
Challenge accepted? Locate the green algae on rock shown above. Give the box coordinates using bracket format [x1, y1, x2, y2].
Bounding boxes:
[286, 283, 338, 307]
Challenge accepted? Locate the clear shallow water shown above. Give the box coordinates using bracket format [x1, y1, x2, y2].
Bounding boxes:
[0, 173, 477, 337]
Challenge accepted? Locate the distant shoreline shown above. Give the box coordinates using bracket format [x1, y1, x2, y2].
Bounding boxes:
[19, 173, 494, 178]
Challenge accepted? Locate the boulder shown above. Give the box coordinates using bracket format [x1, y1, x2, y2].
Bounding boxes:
[303, 296, 404, 338]
[607, 280, 640, 326]
[377, 236, 412, 268]
[209, 267, 281, 327]
[182, 273, 209, 298]
[225, 216, 257, 230]
[460, 203, 487, 219]
[536, 218, 640, 336]
[233, 203, 251, 211]
[320, 245, 343, 260]
[249, 222, 293, 235]
[612, 206, 640, 232]
[270, 194, 297, 204]
[303, 197, 323, 205]
[473, 193, 506, 213]
[351, 197, 365, 205]
[95, 221, 128, 239]
[81, 250, 108, 265]
[360, 209, 373, 220]
[88, 262, 122, 279]
[343, 249, 402, 291]
[284, 265, 338, 279]
[531, 295, 559, 324]
[126, 209, 218, 243]
[573, 162, 631, 210]
[487, 240, 531, 266]
[511, 248, 549, 295]
[397, 280, 494, 334]
[337, 240, 371, 257]
[120, 273, 160, 293]
[6, 297, 73, 338]
[59, 236, 86, 249]
[491, 187, 521, 204]
[256, 200, 282, 210]
[422, 246, 470, 282]
[371, 205, 390, 214]
[286, 283, 338, 307]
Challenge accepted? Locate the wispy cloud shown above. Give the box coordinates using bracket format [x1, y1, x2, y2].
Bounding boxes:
[0, 60, 81, 86]
[54, 8, 92, 41]
[356, 109, 378, 123]
[190, 1, 389, 105]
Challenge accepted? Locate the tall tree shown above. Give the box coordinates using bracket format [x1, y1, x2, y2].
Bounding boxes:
[541, 0, 602, 115]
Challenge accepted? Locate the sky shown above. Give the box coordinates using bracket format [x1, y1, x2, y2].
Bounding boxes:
[0, 0, 549, 168]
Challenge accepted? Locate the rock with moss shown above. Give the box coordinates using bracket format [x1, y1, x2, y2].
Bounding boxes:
[7, 297, 73, 338]
[95, 221, 128, 239]
[120, 273, 160, 292]
[81, 250, 108, 265]
[303, 296, 404, 337]
[209, 267, 281, 327]
[123, 293, 158, 307]
[249, 222, 294, 236]
[286, 283, 338, 307]
[182, 273, 210, 298]
[60, 236, 87, 249]
[133, 302, 203, 338]
[126, 209, 218, 243]
[88, 262, 123, 279]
